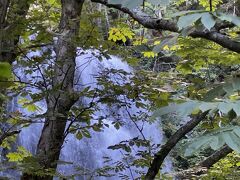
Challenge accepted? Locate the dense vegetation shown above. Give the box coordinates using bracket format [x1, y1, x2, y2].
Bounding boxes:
[1, 0, 240, 179]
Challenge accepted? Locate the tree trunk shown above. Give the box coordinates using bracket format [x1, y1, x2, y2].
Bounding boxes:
[0, 0, 10, 62]
[21, 0, 84, 179]
[0, 0, 30, 63]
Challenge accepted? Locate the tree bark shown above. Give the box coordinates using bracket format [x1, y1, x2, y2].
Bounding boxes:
[0, 0, 30, 63]
[145, 111, 209, 180]
[21, 0, 84, 179]
[198, 145, 233, 168]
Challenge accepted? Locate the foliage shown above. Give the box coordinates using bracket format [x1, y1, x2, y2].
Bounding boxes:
[0, 63, 11, 79]
[176, 11, 240, 30]
[185, 126, 240, 156]
[108, 26, 135, 43]
[2, 0, 240, 179]
[6, 146, 32, 162]
[203, 152, 240, 179]
[199, 0, 222, 11]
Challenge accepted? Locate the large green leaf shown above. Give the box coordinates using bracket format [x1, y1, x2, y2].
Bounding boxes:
[210, 133, 225, 150]
[122, 0, 143, 9]
[201, 12, 216, 30]
[232, 78, 240, 90]
[232, 102, 240, 116]
[185, 126, 240, 156]
[152, 101, 199, 118]
[217, 13, 240, 26]
[108, 0, 121, 4]
[177, 13, 203, 30]
[159, 0, 170, 6]
[218, 101, 233, 114]
[185, 135, 212, 156]
[204, 78, 240, 101]
[231, 16, 240, 26]
[199, 102, 218, 112]
[108, 0, 143, 9]
[171, 10, 206, 17]
[223, 132, 240, 153]
[233, 127, 240, 137]
[203, 85, 225, 101]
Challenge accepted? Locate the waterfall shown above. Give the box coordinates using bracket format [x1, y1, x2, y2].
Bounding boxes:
[5, 49, 172, 179]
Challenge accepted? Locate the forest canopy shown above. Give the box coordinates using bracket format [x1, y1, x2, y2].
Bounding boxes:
[1, 0, 240, 179]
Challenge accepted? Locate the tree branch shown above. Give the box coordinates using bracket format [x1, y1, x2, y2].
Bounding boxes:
[171, 145, 233, 179]
[145, 111, 209, 180]
[91, 0, 240, 53]
[0, 130, 21, 145]
[198, 145, 233, 168]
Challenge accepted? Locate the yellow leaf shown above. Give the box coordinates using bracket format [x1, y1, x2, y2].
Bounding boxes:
[142, 51, 157, 58]
[163, 45, 170, 50]
[154, 41, 161, 45]
[6, 146, 31, 162]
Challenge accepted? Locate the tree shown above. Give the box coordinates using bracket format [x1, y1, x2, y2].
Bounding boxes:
[1, 0, 240, 179]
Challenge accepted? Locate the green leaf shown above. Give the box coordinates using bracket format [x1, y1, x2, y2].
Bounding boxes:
[122, 0, 143, 9]
[231, 16, 240, 26]
[18, 98, 42, 112]
[0, 62, 11, 79]
[148, 0, 161, 6]
[223, 83, 234, 96]
[236, 162, 240, 166]
[199, 102, 218, 112]
[159, 0, 170, 6]
[223, 132, 240, 153]
[203, 85, 225, 101]
[148, 0, 170, 6]
[76, 131, 83, 140]
[218, 13, 240, 26]
[201, 13, 216, 30]
[233, 127, 240, 138]
[232, 78, 240, 90]
[185, 135, 212, 156]
[177, 13, 203, 30]
[213, 133, 225, 150]
[171, 10, 206, 17]
[232, 102, 240, 116]
[185, 126, 240, 156]
[218, 102, 233, 114]
[82, 129, 91, 138]
[108, 0, 121, 4]
[209, 136, 223, 150]
[152, 101, 199, 118]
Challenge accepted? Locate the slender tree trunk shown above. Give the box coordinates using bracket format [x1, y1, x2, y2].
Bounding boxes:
[145, 111, 209, 180]
[0, 0, 10, 62]
[0, 0, 30, 63]
[21, 0, 84, 179]
[0, 0, 30, 160]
